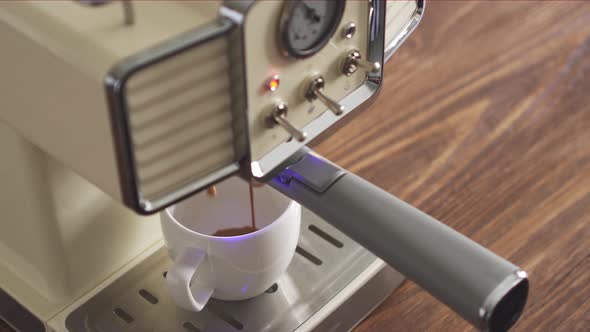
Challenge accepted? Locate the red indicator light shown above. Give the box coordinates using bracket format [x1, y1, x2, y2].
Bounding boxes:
[266, 74, 280, 92]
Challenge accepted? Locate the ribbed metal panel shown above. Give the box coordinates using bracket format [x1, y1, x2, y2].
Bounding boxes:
[124, 37, 235, 201]
[385, 0, 418, 48]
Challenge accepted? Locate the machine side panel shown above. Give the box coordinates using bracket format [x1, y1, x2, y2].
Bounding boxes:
[0, 123, 163, 321]
[0, 15, 122, 200]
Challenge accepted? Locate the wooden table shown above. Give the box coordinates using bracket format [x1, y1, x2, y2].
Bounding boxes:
[2, 1, 589, 331]
[343, 1, 590, 331]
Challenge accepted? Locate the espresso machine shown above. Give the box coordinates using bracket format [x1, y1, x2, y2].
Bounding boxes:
[0, 1, 529, 331]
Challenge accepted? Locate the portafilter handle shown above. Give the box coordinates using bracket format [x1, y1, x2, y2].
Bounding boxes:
[268, 148, 528, 332]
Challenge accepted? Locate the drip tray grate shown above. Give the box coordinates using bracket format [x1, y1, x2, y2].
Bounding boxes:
[65, 208, 403, 332]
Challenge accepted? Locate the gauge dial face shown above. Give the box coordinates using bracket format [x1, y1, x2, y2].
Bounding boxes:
[279, 0, 345, 58]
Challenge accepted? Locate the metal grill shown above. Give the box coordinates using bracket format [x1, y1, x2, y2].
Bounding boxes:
[125, 36, 235, 201]
[64, 208, 403, 332]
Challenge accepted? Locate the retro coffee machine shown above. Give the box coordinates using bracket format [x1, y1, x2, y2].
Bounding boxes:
[0, 1, 528, 331]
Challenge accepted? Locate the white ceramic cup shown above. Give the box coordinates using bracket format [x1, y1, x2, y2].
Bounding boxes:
[160, 176, 301, 312]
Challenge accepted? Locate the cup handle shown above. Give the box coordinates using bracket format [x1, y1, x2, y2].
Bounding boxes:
[166, 247, 214, 311]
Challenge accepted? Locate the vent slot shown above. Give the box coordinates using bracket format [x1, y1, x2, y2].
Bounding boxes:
[296, 246, 323, 266]
[113, 308, 134, 324]
[308, 225, 344, 248]
[182, 321, 202, 332]
[265, 283, 279, 294]
[138, 289, 159, 304]
[207, 304, 244, 330]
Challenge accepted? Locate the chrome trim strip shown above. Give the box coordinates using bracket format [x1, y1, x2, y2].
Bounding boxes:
[383, 0, 425, 63]
[104, 19, 237, 214]
[220, 0, 256, 182]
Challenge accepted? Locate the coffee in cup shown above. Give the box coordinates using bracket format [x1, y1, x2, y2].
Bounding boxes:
[160, 176, 301, 311]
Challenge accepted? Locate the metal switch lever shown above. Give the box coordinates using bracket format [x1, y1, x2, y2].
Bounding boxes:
[266, 103, 307, 142]
[305, 76, 345, 115]
[342, 49, 381, 76]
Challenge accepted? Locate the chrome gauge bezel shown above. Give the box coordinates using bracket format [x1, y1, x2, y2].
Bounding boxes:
[278, 0, 346, 59]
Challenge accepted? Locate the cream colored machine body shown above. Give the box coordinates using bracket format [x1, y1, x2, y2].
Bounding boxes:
[0, 1, 423, 331]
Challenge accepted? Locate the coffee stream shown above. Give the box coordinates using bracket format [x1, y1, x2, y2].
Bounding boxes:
[249, 181, 257, 230]
[211, 182, 258, 237]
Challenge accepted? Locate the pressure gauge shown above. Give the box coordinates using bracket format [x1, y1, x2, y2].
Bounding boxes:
[278, 0, 346, 59]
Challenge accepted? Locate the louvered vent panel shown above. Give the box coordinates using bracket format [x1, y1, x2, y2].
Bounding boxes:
[125, 37, 235, 201]
[385, 0, 418, 50]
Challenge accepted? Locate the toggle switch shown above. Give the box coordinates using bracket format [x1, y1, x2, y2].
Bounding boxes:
[305, 76, 345, 116]
[266, 102, 307, 142]
[342, 49, 381, 76]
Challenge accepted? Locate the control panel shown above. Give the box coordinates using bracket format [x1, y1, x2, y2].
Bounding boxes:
[243, 1, 374, 163]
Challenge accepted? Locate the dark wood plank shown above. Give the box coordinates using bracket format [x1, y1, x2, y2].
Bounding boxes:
[343, 1, 590, 331]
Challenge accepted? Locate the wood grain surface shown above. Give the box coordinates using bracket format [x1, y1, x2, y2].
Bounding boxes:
[343, 1, 590, 331]
[2, 1, 589, 331]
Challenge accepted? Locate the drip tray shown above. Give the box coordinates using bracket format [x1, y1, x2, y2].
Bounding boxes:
[64, 208, 404, 332]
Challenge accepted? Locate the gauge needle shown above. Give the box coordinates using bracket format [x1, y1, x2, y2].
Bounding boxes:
[302, 3, 321, 23]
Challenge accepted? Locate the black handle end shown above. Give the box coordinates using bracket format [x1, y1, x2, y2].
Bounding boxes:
[482, 270, 529, 332]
